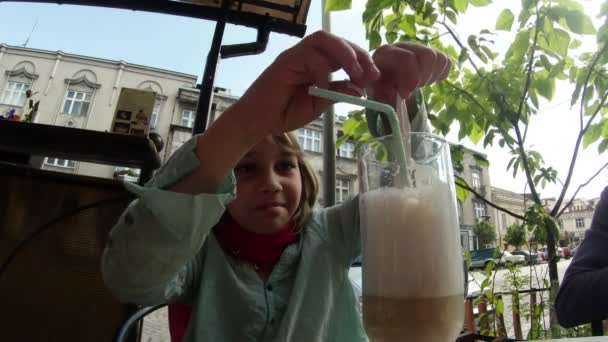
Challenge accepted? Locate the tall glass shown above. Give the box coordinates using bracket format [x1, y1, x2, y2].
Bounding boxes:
[358, 132, 464, 342]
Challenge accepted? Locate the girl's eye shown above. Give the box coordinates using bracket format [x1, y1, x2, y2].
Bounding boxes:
[276, 161, 296, 172]
[235, 163, 255, 174]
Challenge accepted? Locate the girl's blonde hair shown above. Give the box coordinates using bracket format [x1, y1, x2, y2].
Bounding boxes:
[271, 132, 319, 229]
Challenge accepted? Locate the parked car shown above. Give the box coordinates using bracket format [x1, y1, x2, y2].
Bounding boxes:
[571, 245, 580, 258]
[562, 247, 572, 259]
[469, 248, 500, 269]
[511, 250, 540, 265]
[536, 247, 562, 262]
[499, 251, 526, 267]
[537, 248, 547, 261]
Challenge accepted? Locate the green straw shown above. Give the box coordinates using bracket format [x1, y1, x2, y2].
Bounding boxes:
[308, 86, 411, 187]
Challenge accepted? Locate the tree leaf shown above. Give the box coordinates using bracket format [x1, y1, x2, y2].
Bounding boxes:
[398, 14, 417, 37]
[325, 0, 352, 11]
[458, 48, 470, 67]
[446, 9, 458, 24]
[369, 30, 382, 50]
[454, 0, 469, 13]
[496, 9, 514, 31]
[363, 0, 392, 24]
[506, 29, 530, 63]
[496, 297, 505, 315]
[583, 123, 602, 148]
[470, 0, 492, 6]
[386, 31, 398, 44]
[535, 75, 556, 100]
[546, 28, 571, 58]
[336, 134, 350, 148]
[554, 0, 584, 12]
[564, 10, 596, 35]
[599, 139, 608, 154]
[481, 46, 497, 60]
[469, 122, 485, 144]
[570, 39, 583, 49]
[342, 118, 358, 135]
[456, 177, 473, 202]
[468, 35, 488, 63]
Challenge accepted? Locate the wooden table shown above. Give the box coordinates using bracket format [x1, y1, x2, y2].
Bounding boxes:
[0, 120, 161, 183]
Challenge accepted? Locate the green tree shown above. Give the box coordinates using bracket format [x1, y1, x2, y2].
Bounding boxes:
[474, 219, 497, 248]
[505, 223, 528, 248]
[328, 0, 608, 335]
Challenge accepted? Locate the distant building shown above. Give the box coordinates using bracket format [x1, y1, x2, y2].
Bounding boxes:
[0, 43, 237, 181]
[491, 187, 533, 248]
[543, 196, 599, 245]
[455, 147, 494, 251]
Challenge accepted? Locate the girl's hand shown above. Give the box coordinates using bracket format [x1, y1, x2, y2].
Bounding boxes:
[367, 42, 451, 107]
[233, 30, 381, 135]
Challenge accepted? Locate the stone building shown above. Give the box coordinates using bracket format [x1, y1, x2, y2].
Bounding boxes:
[543, 196, 600, 245]
[0, 43, 237, 181]
[491, 187, 532, 248]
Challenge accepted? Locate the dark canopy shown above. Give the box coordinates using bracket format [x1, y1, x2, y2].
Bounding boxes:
[0, 0, 310, 37]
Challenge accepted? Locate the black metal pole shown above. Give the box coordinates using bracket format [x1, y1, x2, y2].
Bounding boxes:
[193, 0, 232, 134]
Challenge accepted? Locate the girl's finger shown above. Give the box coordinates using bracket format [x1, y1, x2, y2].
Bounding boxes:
[438, 56, 452, 81]
[393, 42, 438, 86]
[304, 49, 332, 90]
[305, 31, 379, 87]
[374, 45, 420, 98]
[344, 39, 381, 86]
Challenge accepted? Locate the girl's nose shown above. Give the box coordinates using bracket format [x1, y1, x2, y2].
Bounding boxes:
[261, 171, 282, 193]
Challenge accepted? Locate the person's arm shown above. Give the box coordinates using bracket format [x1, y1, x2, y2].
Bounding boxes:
[555, 186, 608, 327]
[101, 131, 240, 306]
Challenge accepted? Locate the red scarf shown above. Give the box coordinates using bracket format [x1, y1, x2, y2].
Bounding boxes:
[214, 213, 298, 274]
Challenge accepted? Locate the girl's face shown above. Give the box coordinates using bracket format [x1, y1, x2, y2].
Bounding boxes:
[227, 136, 303, 234]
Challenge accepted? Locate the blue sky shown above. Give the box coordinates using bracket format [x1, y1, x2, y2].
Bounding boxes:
[0, 1, 605, 199]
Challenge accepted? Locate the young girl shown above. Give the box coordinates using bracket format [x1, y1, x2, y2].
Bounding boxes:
[102, 31, 450, 341]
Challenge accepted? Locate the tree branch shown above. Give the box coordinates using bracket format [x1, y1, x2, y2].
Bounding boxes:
[556, 162, 608, 218]
[446, 81, 493, 116]
[455, 175, 526, 221]
[552, 89, 608, 216]
[515, 4, 542, 126]
[579, 43, 608, 131]
[441, 21, 483, 77]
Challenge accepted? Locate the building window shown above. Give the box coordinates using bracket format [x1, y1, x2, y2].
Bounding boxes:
[335, 178, 350, 203]
[575, 218, 585, 229]
[181, 110, 195, 128]
[150, 98, 162, 130]
[1, 81, 31, 106]
[45, 158, 76, 168]
[471, 170, 481, 190]
[474, 201, 487, 220]
[337, 142, 355, 159]
[298, 128, 321, 152]
[501, 213, 507, 231]
[62, 90, 93, 116]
